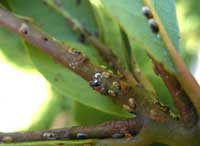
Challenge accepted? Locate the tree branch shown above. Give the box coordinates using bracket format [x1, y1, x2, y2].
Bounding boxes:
[0, 118, 142, 143]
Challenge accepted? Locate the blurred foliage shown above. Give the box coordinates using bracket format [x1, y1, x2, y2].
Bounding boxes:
[176, 0, 200, 70]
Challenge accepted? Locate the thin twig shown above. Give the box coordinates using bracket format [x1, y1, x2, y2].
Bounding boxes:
[0, 118, 142, 143]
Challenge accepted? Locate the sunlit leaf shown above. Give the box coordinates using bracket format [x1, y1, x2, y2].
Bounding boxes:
[0, 27, 32, 69]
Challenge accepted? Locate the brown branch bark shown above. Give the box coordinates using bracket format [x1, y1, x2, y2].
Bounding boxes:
[0, 118, 142, 143]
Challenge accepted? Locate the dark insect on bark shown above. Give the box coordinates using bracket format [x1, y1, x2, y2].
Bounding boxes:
[90, 79, 101, 87]
[43, 132, 56, 140]
[78, 33, 86, 43]
[148, 19, 159, 33]
[76, 133, 88, 139]
[43, 37, 49, 42]
[141, 6, 159, 34]
[142, 6, 153, 19]
[89, 72, 102, 88]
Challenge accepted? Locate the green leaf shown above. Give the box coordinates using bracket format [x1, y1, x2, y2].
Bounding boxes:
[90, 0, 129, 69]
[72, 101, 122, 125]
[0, 27, 32, 69]
[54, 0, 97, 33]
[177, 0, 199, 69]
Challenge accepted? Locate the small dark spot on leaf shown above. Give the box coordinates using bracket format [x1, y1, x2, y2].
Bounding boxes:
[78, 33, 86, 43]
[57, 143, 64, 146]
[42, 0, 47, 5]
[54, 73, 64, 82]
[75, 0, 81, 6]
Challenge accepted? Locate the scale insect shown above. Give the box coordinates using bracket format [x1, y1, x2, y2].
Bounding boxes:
[142, 6, 159, 34]
[148, 19, 159, 34]
[142, 6, 153, 19]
